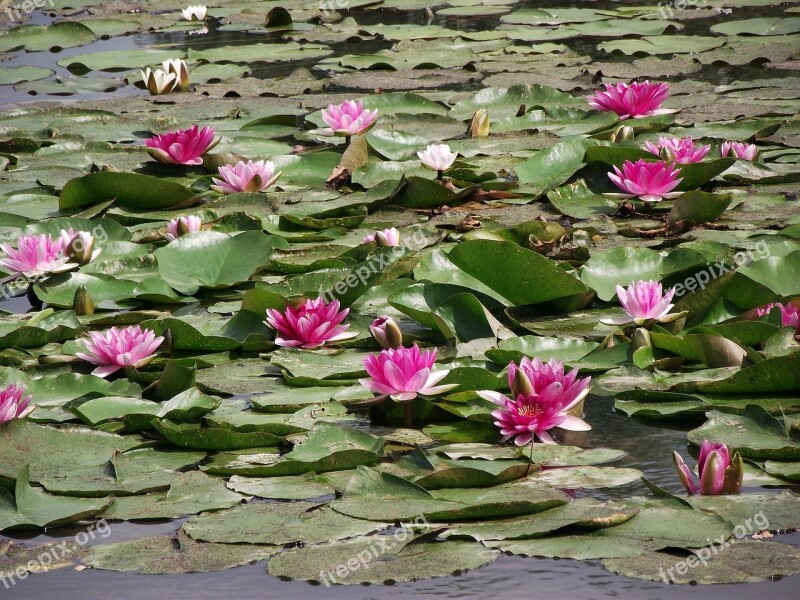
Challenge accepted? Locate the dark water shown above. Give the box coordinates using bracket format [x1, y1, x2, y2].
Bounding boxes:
[1, 1, 799, 598]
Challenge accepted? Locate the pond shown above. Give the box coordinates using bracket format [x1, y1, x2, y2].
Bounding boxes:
[1, 0, 799, 599]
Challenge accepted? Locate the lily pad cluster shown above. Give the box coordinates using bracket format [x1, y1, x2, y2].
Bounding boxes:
[0, 0, 799, 590]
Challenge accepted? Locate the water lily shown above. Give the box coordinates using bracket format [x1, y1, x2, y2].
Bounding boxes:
[755, 302, 800, 332]
[608, 159, 683, 203]
[478, 357, 591, 445]
[59, 229, 99, 266]
[369, 316, 403, 349]
[76, 325, 164, 378]
[673, 440, 743, 495]
[265, 297, 357, 349]
[362, 227, 400, 247]
[162, 58, 190, 90]
[320, 100, 378, 140]
[0, 234, 72, 278]
[140, 67, 178, 96]
[601, 280, 678, 326]
[721, 141, 758, 161]
[165, 216, 202, 241]
[0, 384, 33, 424]
[643, 136, 710, 164]
[144, 125, 218, 166]
[181, 4, 207, 20]
[211, 160, 281, 195]
[359, 344, 456, 403]
[588, 81, 670, 119]
[418, 143, 457, 179]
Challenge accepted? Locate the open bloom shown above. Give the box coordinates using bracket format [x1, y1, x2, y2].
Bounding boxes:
[644, 136, 710, 164]
[369, 316, 403, 349]
[362, 227, 399, 247]
[608, 159, 682, 203]
[320, 100, 378, 137]
[211, 160, 281, 195]
[360, 344, 456, 403]
[140, 67, 178, 96]
[602, 280, 678, 326]
[0, 384, 33, 424]
[721, 141, 758, 161]
[162, 59, 190, 89]
[755, 302, 800, 332]
[674, 440, 743, 495]
[144, 125, 218, 166]
[181, 5, 207, 20]
[76, 325, 164, 378]
[0, 234, 71, 277]
[59, 229, 99, 266]
[588, 81, 670, 119]
[418, 144, 457, 172]
[166, 216, 202, 241]
[478, 358, 591, 445]
[265, 297, 357, 349]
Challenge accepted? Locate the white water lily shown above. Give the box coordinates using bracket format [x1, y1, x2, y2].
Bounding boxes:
[181, 5, 207, 21]
[162, 58, 190, 89]
[140, 67, 178, 96]
[417, 143, 457, 177]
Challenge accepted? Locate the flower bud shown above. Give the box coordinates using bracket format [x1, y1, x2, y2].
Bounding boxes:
[632, 327, 651, 351]
[610, 125, 634, 143]
[511, 367, 534, 398]
[73, 285, 95, 316]
[468, 108, 490, 138]
[66, 232, 95, 266]
[369, 316, 403, 349]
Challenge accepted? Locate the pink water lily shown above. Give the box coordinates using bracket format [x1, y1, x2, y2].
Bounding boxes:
[165, 215, 202, 241]
[478, 358, 591, 446]
[588, 81, 670, 119]
[76, 325, 164, 378]
[211, 160, 281, 195]
[674, 440, 743, 495]
[643, 136, 710, 164]
[144, 125, 218, 166]
[265, 297, 357, 349]
[721, 141, 758, 161]
[601, 280, 678, 326]
[59, 229, 99, 266]
[608, 159, 683, 203]
[418, 143, 457, 176]
[0, 234, 72, 278]
[362, 227, 400, 247]
[0, 384, 33, 424]
[360, 344, 456, 403]
[369, 315, 403, 349]
[755, 302, 800, 332]
[320, 100, 378, 138]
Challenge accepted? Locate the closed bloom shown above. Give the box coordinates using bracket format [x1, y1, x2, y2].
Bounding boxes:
[588, 81, 670, 119]
[0, 384, 33, 424]
[181, 5, 207, 20]
[0, 234, 71, 277]
[162, 59, 190, 89]
[755, 302, 800, 332]
[418, 144, 457, 172]
[608, 159, 682, 203]
[144, 125, 218, 166]
[320, 100, 378, 137]
[643, 136, 710, 164]
[362, 227, 400, 247]
[140, 67, 178, 96]
[601, 280, 677, 326]
[165, 216, 202, 241]
[59, 229, 99, 266]
[265, 297, 357, 349]
[360, 344, 457, 403]
[369, 315, 403, 349]
[721, 141, 758, 161]
[673, 440, 743, 495]
[478, 358, 591, 445]
[76, 325, 164, 378]
[211, 160, 281, 195]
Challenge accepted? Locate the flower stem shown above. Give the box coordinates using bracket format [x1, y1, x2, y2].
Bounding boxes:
[403, 403, 413, 428]
[345, 135, 351, 147]
[526, 439, 535, 475]
[437, 170, 443, 181]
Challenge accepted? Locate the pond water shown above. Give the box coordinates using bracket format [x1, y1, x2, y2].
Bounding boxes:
[1, 0, 799, 598]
